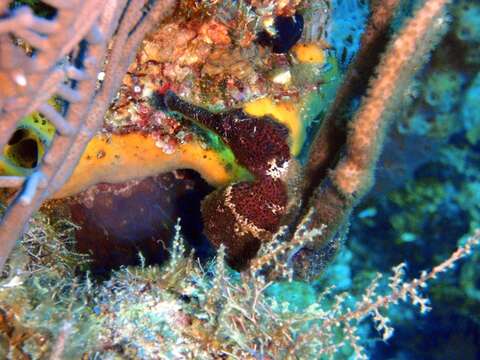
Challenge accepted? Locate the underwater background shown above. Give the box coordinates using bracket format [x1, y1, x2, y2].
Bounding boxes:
[319, 0, 480, 358]
[346, 1, 480, 358]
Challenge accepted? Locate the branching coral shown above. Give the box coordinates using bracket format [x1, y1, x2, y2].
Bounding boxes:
[1, 215, 478, 358]
[0, 0, 177, 269]
[287, 0, 452, 280]
[0, 0, 114, 269]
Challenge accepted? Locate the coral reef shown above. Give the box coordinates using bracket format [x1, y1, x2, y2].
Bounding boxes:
[1, 0, 479, 358]
[0, 216, 478, 359]
[0, 0, 460, 258]
[0, 0, 460, 275]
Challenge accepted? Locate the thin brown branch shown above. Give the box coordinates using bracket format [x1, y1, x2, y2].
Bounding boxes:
[0, 1, 115, 270]
[304, 0, 401, 194]
[332, 0, 450, 196]
[0, 0, 104, 151]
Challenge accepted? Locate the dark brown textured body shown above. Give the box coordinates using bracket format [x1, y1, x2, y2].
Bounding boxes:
[160, 91, 299, 268]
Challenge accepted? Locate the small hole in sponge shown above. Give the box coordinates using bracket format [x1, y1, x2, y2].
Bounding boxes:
[6, 129, 39, 168]
[16, 139, 39, 168]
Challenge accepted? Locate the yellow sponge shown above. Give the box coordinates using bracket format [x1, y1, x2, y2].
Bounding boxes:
[292, 43, 326, 64]
[243, 97, 303, 156]
[54, 133, 247, 198]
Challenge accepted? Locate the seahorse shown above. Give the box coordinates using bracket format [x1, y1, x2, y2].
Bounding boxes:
[156, 90, 302, 269]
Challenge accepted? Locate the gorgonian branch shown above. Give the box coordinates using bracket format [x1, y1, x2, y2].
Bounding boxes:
[0, 0, 177, 270]
[289, 0, 451, 280]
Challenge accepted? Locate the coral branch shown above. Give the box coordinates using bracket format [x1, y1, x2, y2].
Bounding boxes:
[290, 0, 451, 280]
[332, 0, 450, 196]
[47, 0, 177, 197]
[0, 0, 178, 270]
[0, 9, 109, 269]
[0, 1, 104, 150]
[304, 0, 401, 192]
[287, 230, 480, 358]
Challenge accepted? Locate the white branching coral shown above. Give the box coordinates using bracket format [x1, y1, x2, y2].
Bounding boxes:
[251, 207, 327, 280]
[0, 210, 478, 358]
[95, 228, 480, 359]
